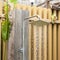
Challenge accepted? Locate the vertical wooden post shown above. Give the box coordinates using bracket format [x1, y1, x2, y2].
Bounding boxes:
[53, 10, 57, 60]
[58, 10, 60, 60]
[47, 9, 52, 60]
[37, 7, 43, 60]
[42, 8, 47, 60]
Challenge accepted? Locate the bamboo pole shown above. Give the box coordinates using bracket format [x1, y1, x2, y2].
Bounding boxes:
[16, 4, 23, 9]
[2, 41, 8, 60]
[47, 9, 52, 60]
[32, 6, 37, 21]
[0, 1, 3, 60]
[0, 20, 1, 60]
[37, 7, 43, 60]
[33, 25, 37, 60]
[28, 23, 32, 60]
[58, 10, 60, 60]
[2, 1, 8, 60]
[22, 5, 27, 10]
[32, 6, 37, 60]
[31, 24, 34, 60]
[42, 8, 47, 60]
[27, 6, 32, 60]
[53, 10, 57, 60]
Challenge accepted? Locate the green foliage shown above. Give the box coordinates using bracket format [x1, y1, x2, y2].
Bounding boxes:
[10, 0, 17, 4]
[1, 19, 11, 41]
[1, 3, 11, 41]
[4, 3, 8, 13]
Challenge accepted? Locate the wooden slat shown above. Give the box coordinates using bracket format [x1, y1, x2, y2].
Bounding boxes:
[58, 11, 60, 60]
[37, 7, 43, 60]
[42, 8, 47, 60]
[53, 10, 57, 60]
[47, 9, 52, 60]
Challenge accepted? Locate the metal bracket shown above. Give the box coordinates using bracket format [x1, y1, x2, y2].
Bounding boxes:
[17, 48, 23, 53]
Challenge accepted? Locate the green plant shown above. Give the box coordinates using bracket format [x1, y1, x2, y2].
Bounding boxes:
[1, 2, 12, 60]
[10, 0, 17, 8]
[1, 3, 11, 41]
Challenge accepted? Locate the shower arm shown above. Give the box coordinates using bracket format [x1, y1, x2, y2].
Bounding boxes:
[24, 15, 60, 24]
[24, 15, 40, 20]
[24, 15, 51, 24]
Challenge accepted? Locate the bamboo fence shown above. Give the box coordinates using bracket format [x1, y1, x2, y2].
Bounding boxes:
[16, 4, 60, 60]
[0, 3, 60, 60]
